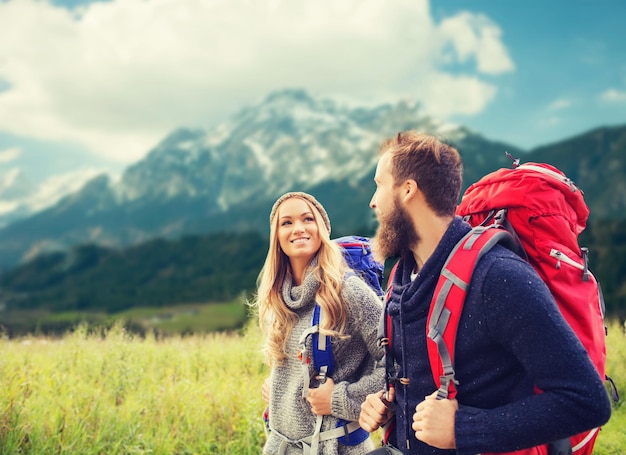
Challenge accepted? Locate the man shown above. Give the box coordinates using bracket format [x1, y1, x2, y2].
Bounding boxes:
[358, 131, 611, 454]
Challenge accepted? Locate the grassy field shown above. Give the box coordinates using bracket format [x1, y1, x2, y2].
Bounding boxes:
[0, 319, 624, 454]
[1, 299, 248, 337]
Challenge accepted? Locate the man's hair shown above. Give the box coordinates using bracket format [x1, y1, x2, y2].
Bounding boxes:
[380, 131, 463, 217]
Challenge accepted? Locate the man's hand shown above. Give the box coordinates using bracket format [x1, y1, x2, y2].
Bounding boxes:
[412, 391, 458, 449]
[307, 377, 334, 415]
[359, 387, 395, 432]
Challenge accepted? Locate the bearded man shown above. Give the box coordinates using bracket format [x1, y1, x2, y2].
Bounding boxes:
[358, 131, 610, 455]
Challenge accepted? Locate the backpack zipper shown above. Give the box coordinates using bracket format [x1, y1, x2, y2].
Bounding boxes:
[549, 248, 590, 281]
[550, 249, 583, 271]
[518, 163, 580, 193]
[339, 242, 368, 254]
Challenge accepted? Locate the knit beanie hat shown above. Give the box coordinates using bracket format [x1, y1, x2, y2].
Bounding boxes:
[269, 192, 331, 234]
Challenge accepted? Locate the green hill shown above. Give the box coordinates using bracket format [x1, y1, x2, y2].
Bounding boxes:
[0, 231, 267, 314]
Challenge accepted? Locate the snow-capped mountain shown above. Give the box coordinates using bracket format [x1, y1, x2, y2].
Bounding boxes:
[0, 168, 36, 227]
[0, 166, 104, 229]
[0, 88, 514, 269]
[113, 89, 445, 209]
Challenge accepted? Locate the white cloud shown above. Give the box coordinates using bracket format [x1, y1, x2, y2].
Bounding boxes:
[439, 12, 515, 74]
[422, 73, 498, 117]
[547, 99, 573, 111]
[544, 116, 563, 127]
[0, 167, 23, 194]
[600, 89, 626, 103]
[0, 147, 21, 163]
[26, 167, 103, 211]
[0, 0, 514, 164]
[0, 166, 103, 216]
[0, 200, 18, 216]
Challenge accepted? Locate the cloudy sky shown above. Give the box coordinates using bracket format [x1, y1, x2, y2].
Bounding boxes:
[0, 0, 625, 204]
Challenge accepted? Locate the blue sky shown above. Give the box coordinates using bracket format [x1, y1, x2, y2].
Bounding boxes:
[0, 0, 624, 210]
[432, 0, 626, 148]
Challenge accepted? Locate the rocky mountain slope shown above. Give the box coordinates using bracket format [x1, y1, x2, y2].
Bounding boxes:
[0, 89, 623, 270]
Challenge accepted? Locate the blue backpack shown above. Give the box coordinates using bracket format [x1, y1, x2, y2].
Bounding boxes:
[308, 236, 384, 446]
[334, 235, 385, 297]
[310, 235, 384, 383]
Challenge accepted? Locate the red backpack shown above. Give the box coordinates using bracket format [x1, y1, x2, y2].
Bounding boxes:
[381, 159, 617, 454]
[448, 160, 612, 454]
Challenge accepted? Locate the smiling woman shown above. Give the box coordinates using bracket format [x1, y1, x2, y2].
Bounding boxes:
[253, 191, 385, 455]
[276, 198, 322, 277]
[275, 196, 324, 283]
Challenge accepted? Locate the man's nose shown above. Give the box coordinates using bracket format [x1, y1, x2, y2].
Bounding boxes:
[369, 194, 377, 209]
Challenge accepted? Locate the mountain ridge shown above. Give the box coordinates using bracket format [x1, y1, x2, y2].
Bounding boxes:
[0, 89, 624, 271]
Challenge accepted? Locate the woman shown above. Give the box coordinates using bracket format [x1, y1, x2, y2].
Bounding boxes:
[256, 192, 384, 455]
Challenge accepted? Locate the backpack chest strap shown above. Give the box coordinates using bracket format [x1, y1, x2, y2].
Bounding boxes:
[273, 419, 364, 455]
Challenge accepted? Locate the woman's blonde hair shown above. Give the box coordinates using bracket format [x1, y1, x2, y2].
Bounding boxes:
[255, 194, 349, 366]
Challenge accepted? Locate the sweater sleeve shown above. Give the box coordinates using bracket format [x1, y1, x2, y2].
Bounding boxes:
[454, 255, 612, 455]
[330, 275, 386, 421]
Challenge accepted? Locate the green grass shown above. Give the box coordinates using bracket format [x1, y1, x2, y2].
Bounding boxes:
[594, 320, 626, 455]
[0, 321, 268, 454]
[0, 319, 624, 454]
[1, 300, 248, 337]
[116, 301, 249, 335]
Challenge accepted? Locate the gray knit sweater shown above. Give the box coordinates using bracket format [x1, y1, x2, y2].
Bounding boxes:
[263, 270, 385, 455]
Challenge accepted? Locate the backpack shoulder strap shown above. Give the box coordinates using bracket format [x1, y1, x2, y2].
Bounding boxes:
[304, 265, 371, 387]
[378, 262, 399, 394]
[297, 302, 335, 400]
[308, 269, 358, 383]
[311, 304, 335, 383]
[378, 261, 399, 446]
[427, 226, 513, 400]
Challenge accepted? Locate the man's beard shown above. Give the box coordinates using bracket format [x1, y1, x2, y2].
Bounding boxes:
[372, 196, 420, 263]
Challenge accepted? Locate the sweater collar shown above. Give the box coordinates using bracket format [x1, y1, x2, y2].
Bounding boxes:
[281, 262, 320, 312]
[388, 216, 471, 317]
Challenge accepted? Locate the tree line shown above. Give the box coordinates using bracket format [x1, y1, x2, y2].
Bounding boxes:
[0, 218, 624, 324]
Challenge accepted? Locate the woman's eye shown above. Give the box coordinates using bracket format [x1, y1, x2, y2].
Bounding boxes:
[304, 216, 314, 222]
[281, 220, 292, 226]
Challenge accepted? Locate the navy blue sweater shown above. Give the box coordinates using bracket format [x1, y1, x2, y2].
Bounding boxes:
[387, 217, 611, 455]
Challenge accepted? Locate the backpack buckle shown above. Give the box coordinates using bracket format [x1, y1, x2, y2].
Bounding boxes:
[437, 373, 459, 400]
[318, 365, 329, 384]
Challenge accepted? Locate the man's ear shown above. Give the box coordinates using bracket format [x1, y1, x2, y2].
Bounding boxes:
[401, 179, 419, 203]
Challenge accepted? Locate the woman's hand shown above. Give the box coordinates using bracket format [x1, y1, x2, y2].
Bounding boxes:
[261, 377, 271, 404]
[307, 377, 335, 415]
